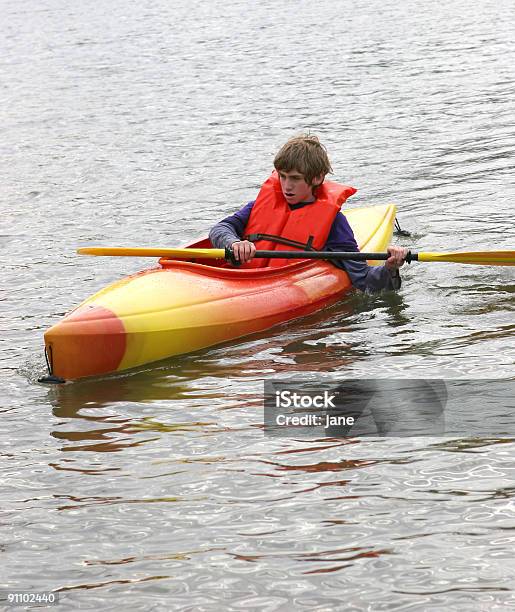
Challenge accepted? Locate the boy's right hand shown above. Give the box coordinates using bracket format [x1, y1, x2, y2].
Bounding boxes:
[231, 240, 256, 264]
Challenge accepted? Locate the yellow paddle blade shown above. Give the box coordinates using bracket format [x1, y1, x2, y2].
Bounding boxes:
[77, 247, 227, 259]
[417, 250, 515, 266]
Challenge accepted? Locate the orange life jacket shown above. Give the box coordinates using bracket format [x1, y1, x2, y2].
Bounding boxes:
[242, 172, 357, 268]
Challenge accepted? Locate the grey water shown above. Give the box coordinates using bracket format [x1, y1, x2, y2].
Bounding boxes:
[1, 0, 515, 609]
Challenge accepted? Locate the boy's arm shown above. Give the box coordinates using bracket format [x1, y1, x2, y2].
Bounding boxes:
[209, 202, 254, 249]
[326, 215, 402, 292]
[339, 259, 401, 292]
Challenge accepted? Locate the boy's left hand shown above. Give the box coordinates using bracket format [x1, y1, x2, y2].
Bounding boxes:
[385, 246, 408, 272]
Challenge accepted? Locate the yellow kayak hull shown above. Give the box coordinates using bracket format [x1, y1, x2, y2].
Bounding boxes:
[43, 204, 396, 380]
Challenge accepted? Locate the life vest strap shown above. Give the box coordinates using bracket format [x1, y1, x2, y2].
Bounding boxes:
[244, 233, 317, 251]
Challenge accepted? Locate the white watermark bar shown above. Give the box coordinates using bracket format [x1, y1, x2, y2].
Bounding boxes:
[0, 591, 59, 607]
[263, 379, 515, 438]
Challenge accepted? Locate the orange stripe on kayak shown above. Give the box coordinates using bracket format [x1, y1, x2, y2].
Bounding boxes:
[44, 305, 127, 380]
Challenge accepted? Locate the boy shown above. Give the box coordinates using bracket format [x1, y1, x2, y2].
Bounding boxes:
[209, 135, 407, 292]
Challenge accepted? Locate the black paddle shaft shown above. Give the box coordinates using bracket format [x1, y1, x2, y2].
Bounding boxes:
[225, 247, 416, 264]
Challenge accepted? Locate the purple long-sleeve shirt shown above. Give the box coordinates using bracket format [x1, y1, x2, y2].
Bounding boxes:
[209, 201, 401, 292]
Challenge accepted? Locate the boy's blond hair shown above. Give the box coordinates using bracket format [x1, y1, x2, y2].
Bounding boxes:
[273, 134, 333, 185]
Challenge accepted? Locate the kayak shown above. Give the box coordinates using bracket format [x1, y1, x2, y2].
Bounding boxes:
[43, 204, 396, 380]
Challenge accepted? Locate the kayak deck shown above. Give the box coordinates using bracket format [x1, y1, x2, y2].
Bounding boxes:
[43, 204, 396, 380]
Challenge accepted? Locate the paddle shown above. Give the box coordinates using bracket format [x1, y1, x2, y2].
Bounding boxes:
[77, 246, 515, 266]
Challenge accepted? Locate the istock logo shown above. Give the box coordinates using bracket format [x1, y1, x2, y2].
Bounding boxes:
[275, 390, 337, 409]
[264, 379, 455, 438]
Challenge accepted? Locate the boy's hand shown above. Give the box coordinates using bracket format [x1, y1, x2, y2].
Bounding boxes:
[385, 245, 408, 272]
[231, 240, 256, 264]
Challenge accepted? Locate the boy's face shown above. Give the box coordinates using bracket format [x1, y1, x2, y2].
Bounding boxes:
[278, 170, 322, 205]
